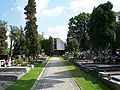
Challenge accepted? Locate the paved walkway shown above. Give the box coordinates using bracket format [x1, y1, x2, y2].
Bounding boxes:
[34, 57, 80, 90]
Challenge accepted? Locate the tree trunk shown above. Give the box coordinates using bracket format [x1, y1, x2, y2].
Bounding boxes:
[99, 49, 102, 63]
[89, 44, 92, 60]
[9, 38, 13, 57]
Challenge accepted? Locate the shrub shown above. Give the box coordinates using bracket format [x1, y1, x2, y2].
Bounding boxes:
[63, 54, 69, 60]
[14, 59, 18, 65]
[21, 63, 28, 66]
[13, 58, 24, 66]
[17, 58, 24, 64]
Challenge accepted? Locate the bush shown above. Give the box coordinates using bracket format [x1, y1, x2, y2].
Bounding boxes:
[17, 58, 24, 64]
[13, 58, 24, 66]
[21, 63, 28, 66]
[63, 54, 70, 60]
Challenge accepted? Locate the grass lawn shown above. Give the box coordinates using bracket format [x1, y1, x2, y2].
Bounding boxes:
[6, 61, 47, 90]
[62, 60, 111, 90]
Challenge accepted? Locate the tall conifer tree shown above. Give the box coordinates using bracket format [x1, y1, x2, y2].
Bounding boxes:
[24, 0, 39, 56]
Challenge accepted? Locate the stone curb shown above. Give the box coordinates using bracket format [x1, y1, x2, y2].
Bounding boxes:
[30, 59, 51, 90]
[73, 78, 82, 90]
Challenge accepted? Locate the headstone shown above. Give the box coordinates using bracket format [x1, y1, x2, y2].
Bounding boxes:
[31, 64, 34, 68]
[8, 57, 11, 67]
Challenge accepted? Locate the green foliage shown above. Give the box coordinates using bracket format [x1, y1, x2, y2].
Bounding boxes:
[0, 20, 7, 55]
[12, 26, 21, 56]
[19, 26, 27, 55]
[115, 13, 120, 48]
[41, 36, 54, 56]
[17, 58, 24, 64]
[38, 33, 44, 41]
[115, 24, 120, 48]
[63, 54, 74, 60]
[9, 26, 20, 56]
[9, 26, 27, 56]
[14, 58, 24, 65]
[88, 1, 116, 50]
[21, 63, 28, 66]
[67, 39, 79, 51]
[38, 33, 45, 53]
[67, 12, 90, 50]
[48, 36, 54, 56]
[9, 26, 14, 56]
[24, 0, 40, 56]
[41, 39, 49, 55]
[14, 59, 18, 65]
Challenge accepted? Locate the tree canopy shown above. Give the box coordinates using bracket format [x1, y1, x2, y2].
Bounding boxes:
[0, 20, 7, 55]
[41, 36, 54, 56]
[67, 39, 79, 52]
[88, 1, 116, 50]
[67, 12, 90, 50]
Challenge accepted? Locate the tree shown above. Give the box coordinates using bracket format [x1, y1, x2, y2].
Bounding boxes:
[19, 26, 27, 56]
[41, 39, 49, 55]
[24, 0, 40, 57]
[0, 20, 7, 55]
[9, 26, 27, 56]
[37, 33, 45, 53]
[88, 1, 116, 52]
[67, 12, 90, 50]
[115, 12, 120, 48]
[41, 36, 54, 56]
[67, 39, 79, 52]
[9, 26, 21, 56]
[9, 26, 14, 56]
[48, 36, 53, 56]
[38, 32, 44, 41]
[12, 27, 21, 56]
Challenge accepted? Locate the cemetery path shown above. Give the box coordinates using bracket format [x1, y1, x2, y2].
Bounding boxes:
[34, 57, 80, 90]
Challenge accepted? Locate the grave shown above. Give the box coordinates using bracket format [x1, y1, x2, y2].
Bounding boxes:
[99, 71, 120, 77]
[76, 62, 105, 72]
[72, 59, 120, 90]
[0, 67, 31, 89]
[112, 75, 120, 82]
[0, 67, 30, 81]
[96, 65, 120, 72]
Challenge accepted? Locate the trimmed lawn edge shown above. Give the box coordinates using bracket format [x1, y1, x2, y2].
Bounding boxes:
[6, 58, 51, 90]
[62, 59, 111, 90]
[31, 58, 51, 90]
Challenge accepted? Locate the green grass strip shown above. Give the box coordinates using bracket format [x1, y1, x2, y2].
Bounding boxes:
[63, 60, 111, 90]
[6, 61, 47, 90]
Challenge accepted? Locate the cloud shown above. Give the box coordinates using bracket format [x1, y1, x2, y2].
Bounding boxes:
[44, 26, 68, 41]
[69, 0, 120, 13]
[91, 0, 120, 12]
[10, 6, 22, 11]
[35, 0, 50, 18]
[109, 0, 120, 12]
[9, 0, 50, 26]
[10, 8, 14, 11]
[42, 6, 66, 16]
[69, 0, 98, 13]
[13, 0, 50, 19]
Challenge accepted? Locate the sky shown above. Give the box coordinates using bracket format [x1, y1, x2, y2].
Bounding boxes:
[1, 0, 120, 43]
